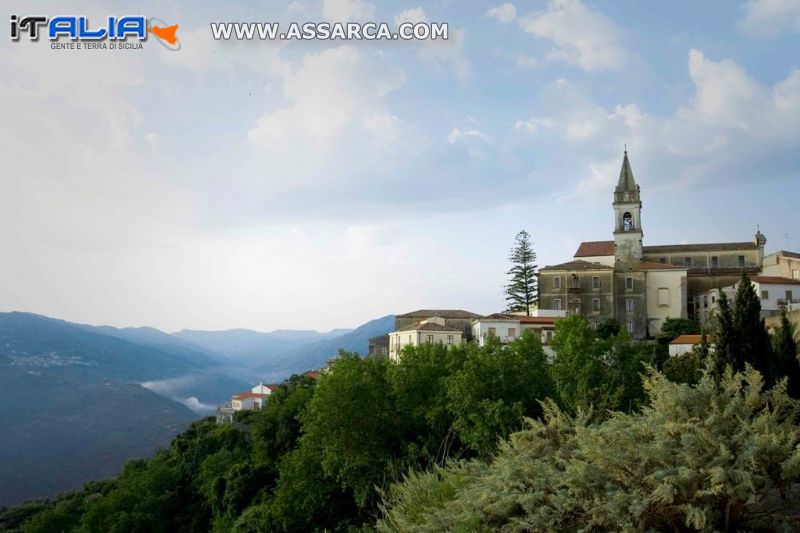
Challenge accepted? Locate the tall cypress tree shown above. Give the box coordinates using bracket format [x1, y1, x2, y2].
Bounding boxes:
[504, 230, 538, 316]
[712, 289, 736, 379]
[731, 271, 773, 381]
[772, 310, 800, 397]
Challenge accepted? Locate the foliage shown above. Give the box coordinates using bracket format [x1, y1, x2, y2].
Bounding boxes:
[445, 331, 555, 456]
[378, 365, 800, 532]
[595, 317, 621, 339]
[504, 230, 538, 315]
[772, 310, 800, 398]
[662, 348, 703, 385]
[551, 315, 652, 414]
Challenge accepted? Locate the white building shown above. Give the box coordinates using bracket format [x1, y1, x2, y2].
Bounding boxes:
[388, 316, 462, 361]
[217, 382, 280, 423]
[696, 275, 800, 324]
[762, 251, 800, 281]
[471, 312, 564, 358]
[668, 334, 713, 357]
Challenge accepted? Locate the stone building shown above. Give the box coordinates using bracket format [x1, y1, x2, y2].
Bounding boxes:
[537, 151, 767, 338]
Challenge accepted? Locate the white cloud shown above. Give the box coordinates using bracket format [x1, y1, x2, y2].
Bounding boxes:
[322, 0, 375, 22]
[248, 45, 407, 150]
[519, 49, 800, 199]
[487, 3, 518, 24]
[520, 0, 627, 72]
[395, 7, 471, 81]
[739, 0, 800, 36]
[447, 128, 491, 144]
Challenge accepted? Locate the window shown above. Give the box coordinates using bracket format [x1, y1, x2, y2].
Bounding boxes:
[793, 269, 799, 280]
[761, 290, 769, 300]
[684, 257, 692, 267]
[712, 295, 716, 303]
[553, 298, 562, 310]
[703, 295, 708, 308]
[625, 298, 634, 312]
[626, 321, 634, 333]
[426, 335, 434, 343]
[571, 275, 580, 288]
[508, 328, 516, 338]
[787, 290, 794, 302]
[592, 276, 600, 288]
[711, 256, 719, 268]
[625, 276, 633, 290]
[554, 276, 561, 289]
[622, 212, 634, 231]
[381, 347, 388, 356]
[447, 335, 453, 345]
[545, 330, 554, 344]
[592, 298, 600, 312]
[738, 255, 745, 267]
[659, 257, 667, 264]
[658, 288, 669, 306]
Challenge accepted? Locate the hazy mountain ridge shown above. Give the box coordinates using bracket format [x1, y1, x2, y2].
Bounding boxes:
[0, 311, 390, 506]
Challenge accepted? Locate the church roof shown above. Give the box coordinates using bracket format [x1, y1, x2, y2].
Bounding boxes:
[540, 260, 614, 271]
[396, 309, 482, 319]
[574, 240, 614, 257]
[639, 261, 686, 271]
[643, 242, 757, 253]
[616, 150, 637, 192]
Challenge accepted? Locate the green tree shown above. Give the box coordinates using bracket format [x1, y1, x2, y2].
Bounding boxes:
[379, 365, 800, 532]
[595, 317, 621, 339]
[504, 230, 538, 315]
[772, 310, 800, 398]
[731, 271, 773, 380]
[445, 331, 555, 456]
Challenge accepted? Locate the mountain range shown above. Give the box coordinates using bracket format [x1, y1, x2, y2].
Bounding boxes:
[0, 311, 395, 506]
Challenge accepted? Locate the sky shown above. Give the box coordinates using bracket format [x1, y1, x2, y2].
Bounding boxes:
[1, 0, 799, 332]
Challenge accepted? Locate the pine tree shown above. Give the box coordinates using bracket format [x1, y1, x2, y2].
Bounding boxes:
[731, 271, 773, 380]
[504, 231, 538, 315]
[712, 289, 735, 379]
[772, 310, 800, 397]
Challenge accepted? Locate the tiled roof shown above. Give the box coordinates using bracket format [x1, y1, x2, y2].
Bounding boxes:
[644, 242, 757, 253]
[478, 313, 520, 321]
[233, 391, 269, 400]
[640, 261, 686, 271]
[395, 322, 462, 333]
[574, 240, 614, 257]
[752, 276, 800, 285]
[540, 260, 614, 271]
[518, 316, 558, 325]
[396, 309, 482, 319]
[669, 334, 713, 345]
[303, 370, 321, 380]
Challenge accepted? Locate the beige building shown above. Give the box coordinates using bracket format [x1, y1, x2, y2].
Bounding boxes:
[538, 150, 766, 338]
[388, 316, 462, 361]
[762, 251, 800, 280]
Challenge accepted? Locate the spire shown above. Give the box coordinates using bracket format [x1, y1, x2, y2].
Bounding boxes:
[616, 149, 637, 193]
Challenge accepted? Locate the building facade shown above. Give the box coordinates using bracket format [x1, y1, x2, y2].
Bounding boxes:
[538, 151, 766, 338]
[388, 316, 462, 361]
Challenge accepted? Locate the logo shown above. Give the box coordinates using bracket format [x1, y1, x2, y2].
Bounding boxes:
[148, 17, 180, 50]
[10, 15, 180, 51]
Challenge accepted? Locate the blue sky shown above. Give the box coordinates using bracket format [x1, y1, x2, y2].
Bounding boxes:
[1, 0, 798, 331]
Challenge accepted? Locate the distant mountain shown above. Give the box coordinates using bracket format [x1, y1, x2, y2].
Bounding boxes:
[259, 315, 395, 379]
[0, 312, 247, 506]
[173, 326, 353, 366]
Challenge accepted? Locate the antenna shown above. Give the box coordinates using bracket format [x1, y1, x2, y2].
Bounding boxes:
[785, 233, 791, 250]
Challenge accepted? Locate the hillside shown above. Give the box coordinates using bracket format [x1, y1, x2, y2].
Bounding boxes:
[174, 327, 352, 366]
[0, 312, 241, 506]
[259, 315, 395, 378]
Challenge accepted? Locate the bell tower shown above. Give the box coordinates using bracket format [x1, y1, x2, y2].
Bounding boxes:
[613, 149, 643, 265]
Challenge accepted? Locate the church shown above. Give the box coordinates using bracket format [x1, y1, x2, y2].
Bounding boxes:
[537, 151, 767, 338]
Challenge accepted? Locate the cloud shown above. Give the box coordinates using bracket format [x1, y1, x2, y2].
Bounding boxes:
[739, 0, 800, 36]
[519, 0, 627, 72]
[322, 0, 375, 22]
[395, 7, 471, 81]
[516, 49, 800, 199]
[487, 3, 518, 24]
[447, 128, 491, 144]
